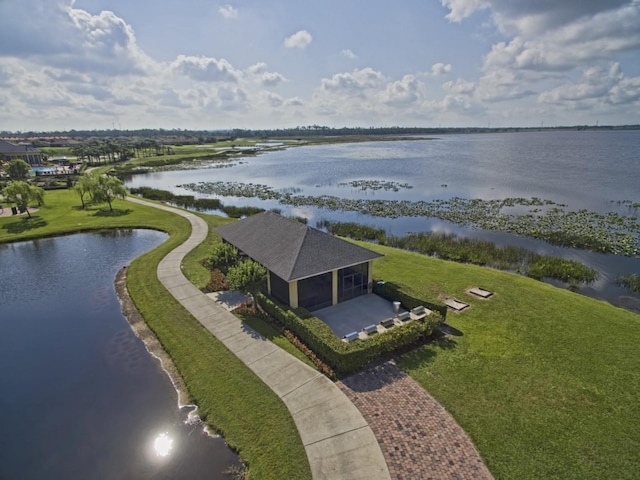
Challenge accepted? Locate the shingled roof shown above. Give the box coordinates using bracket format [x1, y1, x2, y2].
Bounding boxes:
[0, 140, 39, 154]
[215, 211, 383, 282]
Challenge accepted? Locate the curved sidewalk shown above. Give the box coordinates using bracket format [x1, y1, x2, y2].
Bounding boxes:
[127, 197, 390, 480]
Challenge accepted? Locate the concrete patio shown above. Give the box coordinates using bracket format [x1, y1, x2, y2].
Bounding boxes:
[314, 294, 405, 338]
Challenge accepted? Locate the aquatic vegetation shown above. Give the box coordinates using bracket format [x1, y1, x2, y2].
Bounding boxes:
[318, 221, 597, 284]
[616, 274, 640, 293]
[337, 179, 413, 192]
[128, 186, 263, 218]
[179, 181, 640, 256]
[316, 220, 386, 242]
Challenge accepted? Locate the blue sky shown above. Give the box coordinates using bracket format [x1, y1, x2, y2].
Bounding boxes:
[0, 0, 639, 131]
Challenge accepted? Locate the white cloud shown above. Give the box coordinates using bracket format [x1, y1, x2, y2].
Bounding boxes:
[320, 68, 387, 97]
[261, 92, 284, 108]
[247, 62, 286, 86]
[284, 30, 313, 49]
[171, 55, 241, 83]
[442, 78, 476, 95]
[483, 5, 640, 73]
[431, 62, 452, 75]
[284, 97, 304, 107]
[382, 75, 423, 106]
[340, 49, 357, 60]
[0, 0, 156, 76]
[538, 63, 640, 107]
[219, 4, 238, 20]
[217, 85, 248, 111]
[441, 0, 490, 22]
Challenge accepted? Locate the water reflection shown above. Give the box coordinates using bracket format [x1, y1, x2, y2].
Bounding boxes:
[153, 432, 174, 458]
[0, 232, 240, 479]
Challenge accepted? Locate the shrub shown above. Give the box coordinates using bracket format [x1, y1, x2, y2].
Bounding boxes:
[206, 268, 228, 292]
[208, 243, 239, 273]
[226, 260, 267, 294]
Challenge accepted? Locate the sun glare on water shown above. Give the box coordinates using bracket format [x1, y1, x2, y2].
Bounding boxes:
[154, 432, 173, 457]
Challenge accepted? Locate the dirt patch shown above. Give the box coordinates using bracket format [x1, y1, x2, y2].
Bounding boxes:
[114, 266, 190, 406]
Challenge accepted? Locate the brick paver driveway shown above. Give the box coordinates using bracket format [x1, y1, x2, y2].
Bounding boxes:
[338, 361, 493, 480]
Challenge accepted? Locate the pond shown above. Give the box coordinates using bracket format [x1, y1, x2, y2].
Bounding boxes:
[0, 230, 240, 479]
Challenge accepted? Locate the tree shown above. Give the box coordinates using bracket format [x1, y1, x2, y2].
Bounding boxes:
[225, 260, 267, 295]
[2, 181, 45, 218]
[4, 159, 31, 181]
[74, 173, 98, 209]
[92, 175, 127, 211]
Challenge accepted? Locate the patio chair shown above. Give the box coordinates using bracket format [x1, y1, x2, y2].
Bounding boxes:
[363, 324, 379, 335]
[343, 331, 359, 342]
[410, 305, 431, 320]
[380, 318, 395, 329]
[396, 311, 411, 322]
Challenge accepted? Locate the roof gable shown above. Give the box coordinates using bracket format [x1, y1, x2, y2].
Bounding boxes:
[215, 211, 383, 281]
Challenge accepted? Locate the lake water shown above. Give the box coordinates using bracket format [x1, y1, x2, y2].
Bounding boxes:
[125, 131, 640, 309]
[0, 231, 239, 479]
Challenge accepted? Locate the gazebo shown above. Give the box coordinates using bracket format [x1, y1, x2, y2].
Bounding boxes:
[216, 212, 383, 311]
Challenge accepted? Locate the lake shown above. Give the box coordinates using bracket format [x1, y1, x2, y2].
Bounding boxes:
[0, 231, 239, 479]
[125, 130, 640, 309]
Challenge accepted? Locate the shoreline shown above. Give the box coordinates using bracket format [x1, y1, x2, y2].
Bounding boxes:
[115, 266, 229, 438]
[114, 266, 192, 409]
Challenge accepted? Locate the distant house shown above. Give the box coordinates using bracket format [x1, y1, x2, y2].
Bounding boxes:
[216, 212, 383, 311]
[0, 140, 43, 166]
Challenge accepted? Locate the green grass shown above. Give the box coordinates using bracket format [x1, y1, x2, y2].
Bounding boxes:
[361, 240, 640, 480]
[0, 189, 178, 243]
[1, 189, 311, 480]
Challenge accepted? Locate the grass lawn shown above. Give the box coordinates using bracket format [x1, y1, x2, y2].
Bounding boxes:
[0, 190, 311, 480]
[362, 241, 640, 480]
[0, 188, 181, 243]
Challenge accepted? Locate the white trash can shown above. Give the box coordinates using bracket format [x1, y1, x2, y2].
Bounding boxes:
[393, 301, 401, 313]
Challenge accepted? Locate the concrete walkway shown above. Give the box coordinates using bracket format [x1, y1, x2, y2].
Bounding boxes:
[126, 197, 390, 480]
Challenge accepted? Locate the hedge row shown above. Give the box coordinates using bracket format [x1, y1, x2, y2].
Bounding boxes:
[255, 292, 442, 376]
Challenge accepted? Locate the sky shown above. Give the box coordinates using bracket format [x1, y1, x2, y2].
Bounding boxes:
[0, 0, 639, 131]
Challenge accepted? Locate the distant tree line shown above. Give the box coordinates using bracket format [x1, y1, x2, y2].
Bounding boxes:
[3, 124, 639, 143]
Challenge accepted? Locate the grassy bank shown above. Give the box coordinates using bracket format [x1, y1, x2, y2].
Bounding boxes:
[0, 190, 311, 480]
[361, 240, 640, 479]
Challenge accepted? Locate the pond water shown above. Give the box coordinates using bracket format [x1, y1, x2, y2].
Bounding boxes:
[124, 130, 640, 309]
[0, 231, 240, 479]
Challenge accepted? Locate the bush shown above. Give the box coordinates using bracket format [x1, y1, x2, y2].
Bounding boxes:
[208, 243, 239, 273]
[206, 268, 228, 292]
[226, 260, 267, 294]
[256, 292, 442, 376]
